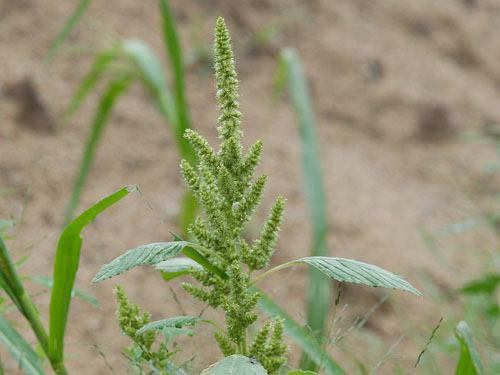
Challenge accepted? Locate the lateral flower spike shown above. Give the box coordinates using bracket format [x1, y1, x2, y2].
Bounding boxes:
[214, 17, 242, 140]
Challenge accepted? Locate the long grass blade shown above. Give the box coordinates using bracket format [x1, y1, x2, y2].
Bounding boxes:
[159, 0, 193, 163]
[159, 0, 198, 231]
[0, 315, 44, 375]
[49, 186, 135, 370]
[277, 48, 332, 368]
[63, 76, 131, 226]
[29, 276, 99, 307]
[254, 287, 344, 375]
[58, 49, 118, 129]
[123, 39, 176, 125]
[43, 0, 93, 65]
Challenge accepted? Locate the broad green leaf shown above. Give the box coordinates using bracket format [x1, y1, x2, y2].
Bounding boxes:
[43, 0, 93, 65]
[168, 233, 229, 280]
[254, 287, 345, 375]
[58, 49, 118, 129]
[136, 316, 212, 336]
[30, 276, 99, 307]
[93, 242, 191, 282]
[50, 186, 135, 368]
[459, 274, 500, 296]
[63, 77, 132, 226]
[288, 371, 319, 375]
[161, 327, 194, 343]
[93, 241, 228, 283]
[0, 315, 44, 375]
[272, 257, 421, 296]
[278, 47, 331, 369]
[455, 321, 484, 375]
[201, 354, 267, 375]
[155, 257, 202, 281]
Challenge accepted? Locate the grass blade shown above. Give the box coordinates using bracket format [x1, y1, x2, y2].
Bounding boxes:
[123, 39, 176, 125]
[159, 0, 193, 162]
[277, 48, 331, 367]
[63, 77, 131, 226]
[49, 186, 135, 370]
[124, 35, 197, 233]
[29, 276, 99, 307]
[124, 38, 195, 165]
[0, 315, 44, 375]
[254, 287, 345, 375]
[455, 321, 484, 375]
[43, 0, 93, 65]
[58, 49, 118, 129]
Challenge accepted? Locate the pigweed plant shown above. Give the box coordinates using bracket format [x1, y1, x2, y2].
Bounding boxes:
[93, 18, 421, 374]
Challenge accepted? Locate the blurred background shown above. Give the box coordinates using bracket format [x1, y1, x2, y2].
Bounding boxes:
[0, 0, 499, 374]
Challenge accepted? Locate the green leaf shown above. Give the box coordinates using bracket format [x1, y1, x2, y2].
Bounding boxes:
[158, 0, 194, 165]
[136, 316, 212, 336]
[275, 257, 421, 296]
[0, 237, 51, 362]
[30, 276, 99, 307]
[0, 315, 44, 375]
[155, 257, 202, 281]
[200, 354, 267, 375]
[93, 241, 191, 282]
[63, 77, 132, 226]
[459, 274, 500, 296]
[93, 241, 228, 283]
[49, 186, 135, 368]
[161, 327, 194, 343]
[288, 371, 319, 375]
[43, 0, 93, 65]
[0, 237, 27, 312]
[278, 47, 331, 369]
[124, 38, 196, 170]
[254, 287, 345, 375]
[123, 39, 177, 128]
[455, 321, 484, 375]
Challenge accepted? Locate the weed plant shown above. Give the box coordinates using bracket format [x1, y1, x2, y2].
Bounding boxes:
[92, 18, 421, 375]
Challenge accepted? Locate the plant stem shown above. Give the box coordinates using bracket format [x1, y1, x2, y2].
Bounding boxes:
[18, 293, 69, 374]
[241, 331, 248, 356]
[190, 243, 226, 263]
[248, 262, 296, 287]
[18, 292, 49, 354]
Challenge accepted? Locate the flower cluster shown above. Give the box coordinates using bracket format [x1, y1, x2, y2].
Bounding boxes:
[179, 17, 286, 373]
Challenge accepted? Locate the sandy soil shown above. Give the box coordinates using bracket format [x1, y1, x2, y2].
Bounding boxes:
[1, 0, 499, 374]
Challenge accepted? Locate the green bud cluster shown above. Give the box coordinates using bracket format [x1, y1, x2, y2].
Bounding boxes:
[249, 318, 287, 373]
[179, 17, 287, 373]
[114, 286, 173, 373]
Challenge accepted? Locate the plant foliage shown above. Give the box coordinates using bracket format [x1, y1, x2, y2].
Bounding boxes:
[94, 17, 420, 374]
